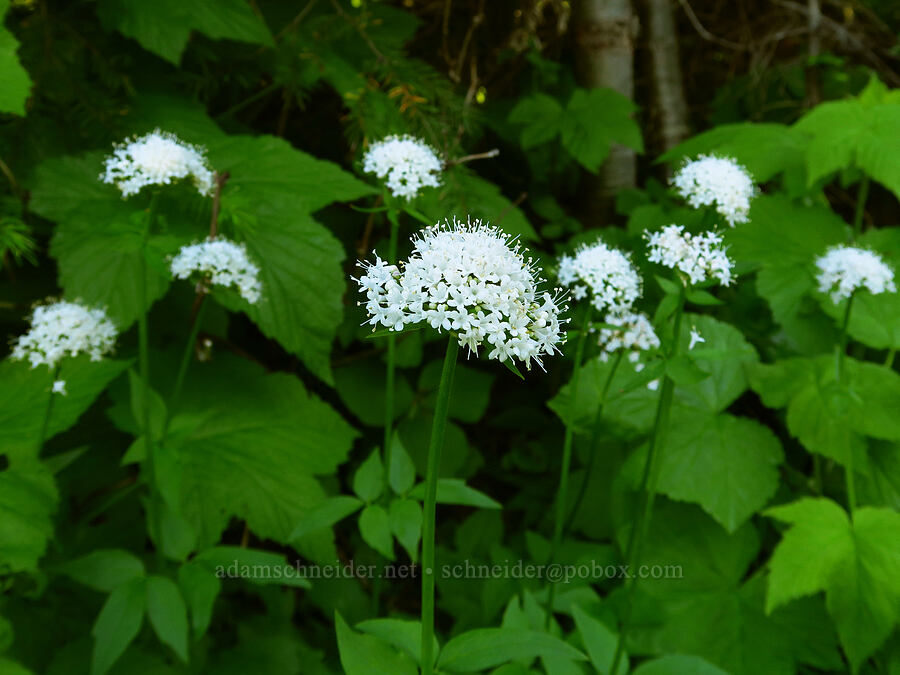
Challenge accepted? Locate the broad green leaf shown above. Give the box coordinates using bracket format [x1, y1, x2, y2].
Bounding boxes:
[96, 0, 273, 65]
[0, 658, 33, 675]
[178, 560, 220, 636]
[60, 549, 145, 592]
[0, 357, 129, 459]
[164, 356, 357, 558]
[358, 504, 394, 559]
[766, 498, 900, 670]
[388, 498, 422, 561]
[91, 577, 146, 675]
[0, 459, 57, 573]
[145, 575, 189, 662]
[860, 440, 900, 510]
[353, 449, 385, 503]
[389, 433, 417, 495]
[560, 88, 642, 172]
[289, 495, 364, 540]
[571, 605, 628, 675]
[409, 478, 501, 509]
[334, 612, 417, 675]
[632, 654, 730, 675]
[419, 361, 495, 423]
[436, 627, 586, 671]
[0, 0, 32, 115]
[508, 94, 565, 148]
[356, 618, 438, 665]
[334, 359, 415, 427]
[126, 369, 167, 441]
[192, 546, 310, 588]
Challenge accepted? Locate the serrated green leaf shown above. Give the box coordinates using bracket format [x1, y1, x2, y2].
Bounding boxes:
[356, 618, 438, 665]
[289, 495, 364, 540]
[665, 355, 709, 386]
[0, 0, 32, 115]
[0, 459, 57, 574]
[178, 560, 220, 637]
[388, 498, 422, 561]
[571, 605, 628, 675]
[353, 449, 385, 503]
[359, 504, 394, 559]
[389, 433, 416, 495]
[335, 612, 417, 675]
[60, 549, 145, 592]
[560, 88, 642, 172]
[91, 577, 146, 675]
[436, 627, 586, 671]
[145, 575, 189, 663]
[409, 478, 501, 509]
[509, 94, 565, 148]
[632, 655, 730, 675]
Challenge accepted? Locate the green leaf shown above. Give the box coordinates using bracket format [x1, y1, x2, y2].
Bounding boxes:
[503, 359, 525, 380]
[685, 289, 723, 306]
[419, 361, 494, 423]
[145, 575, 189, 663]
[358, 504, 394, 560]
[766, 498, 900, 670]
[96, 0, 273, 65]
[289, 495, 364, 540]
[60, 549, 145, 592]
[356, 618, 438, 665]
[388, 498, 422, 561]
[0, 459, 57, 573]
[334, 359, 415, 427]
[91, 577, 146, 675]
[655, 275, 681, 295]
[0, 0, 32, 115]
[632, 655, 730, 675]
[571, 605, 628, 675]
[126, 369, 167, 441]
[665, 355, 709, 387]
[508, 94, 565, 148]
[436, 627, 586, 671]
[192, 546, 310, 588]
[178, 560, 220, 636]
[353, 449, 385, 503]
[409, 478, 501, 509]
[560, 88, 643, 172]
[334, 612, 417, 675]
[389, 433, 417, 495]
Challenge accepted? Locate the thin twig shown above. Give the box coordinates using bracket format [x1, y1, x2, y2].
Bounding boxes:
[444, 148, 499, 167]
[0, 156, 21, 198]
[676, 0, 747, 50]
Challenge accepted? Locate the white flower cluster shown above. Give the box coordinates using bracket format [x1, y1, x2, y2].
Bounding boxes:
[815, 245, 896, 303]
[597, 310, 660, 371]
[673, 155, 755, 227]
[170, 238, 262, 304]
[101, 129, 215, 198]
[557, 240, 642, 314]
[646, 225, 734, 286]
[356, 218, 567, 369]
[11, 300, 118, 369]
[362, 134, 442, 200]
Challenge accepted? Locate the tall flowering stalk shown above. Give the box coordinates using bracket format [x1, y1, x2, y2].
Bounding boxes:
[362, 134, 443, 491]
[546, 239, 643, 626]
[101, 129, 214, 560]
[609, 224, 735, 673]
[11, 300, 118, 451]
[815, 244, 896, 513]
[356, 217, 566, 674]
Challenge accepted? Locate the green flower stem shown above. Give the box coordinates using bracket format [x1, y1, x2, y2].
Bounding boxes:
[36, 365, 61, 453]
[168, 295, 208, 421]
[545, 306, 593, 628]
[885, 348, 896, 368]
[609, 283, 686, 674]
[836, 293, 856, 515]
[564, 348, 625, 534]
[384, 206, 401, 485]
[853, 176, 870, 240]
[421, 337, 459, 675]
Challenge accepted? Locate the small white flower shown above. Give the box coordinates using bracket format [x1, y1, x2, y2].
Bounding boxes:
[362, 134, 442, 200]
[355, 217, 568, 370]
[557, 240, 642, 314]
[52, 380, 67, 396]
[689, 328, 705, 350]
[672, 154, 755, 227]
[597, 310, 660, 367]
[647, 378, 660, 391]
[11, 300, 118, 370]
[815, 245, 896, 303]
[170, 238, 262, 304]
[646, 225, 734, 287]
[101, 129, 215, 198]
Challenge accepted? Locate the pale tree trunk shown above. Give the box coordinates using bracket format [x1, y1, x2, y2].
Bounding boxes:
[806, 0, 822, 106]
[574, 0, 638, 220]
[645, 0, 690, 152]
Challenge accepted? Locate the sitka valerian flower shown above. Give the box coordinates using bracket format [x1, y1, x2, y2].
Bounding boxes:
[646, 225, 734, 287]
[52, 380, 67, 396]
[101, 129, 215, 198]
[597, 310, 660, 371]
[356, 217, 567, 369]
[557, 239, 642, 314]
[12, 300, 118, 369]
[673, 154, 755, 227]
[362, 134, 442, 200]
[689, 327, 705, 350]
[170, 238, 262, 304]
[815, 245, 896, 303]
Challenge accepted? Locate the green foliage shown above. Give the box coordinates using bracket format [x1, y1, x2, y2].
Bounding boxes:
[0, 0, 31, 115]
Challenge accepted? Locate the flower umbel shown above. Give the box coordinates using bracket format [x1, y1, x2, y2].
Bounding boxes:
[672, 154, 755, 227]
[557, 240, 642, 314]
[597, 310, 660, 371]
[356, 217, 567, 369]
[646, 225, 734, 287]
[170, 238, 262, 304]
[101, 129, 215, 198]
[815, 245, 896, 303]
[11, 300, 118, 369]
[362, 134, 442, 200]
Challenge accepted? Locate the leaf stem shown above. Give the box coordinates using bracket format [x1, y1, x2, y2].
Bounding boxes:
[36, 365, 61, 454]
[421, 338, 459, 675]
[836, 293, 856, 516]
[545, 306, 593, 628]
[168, 296, 207, 420]
[610, 283, 686, 674]
[383, 206, 401, 491]
[853, 176, 870, 240]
